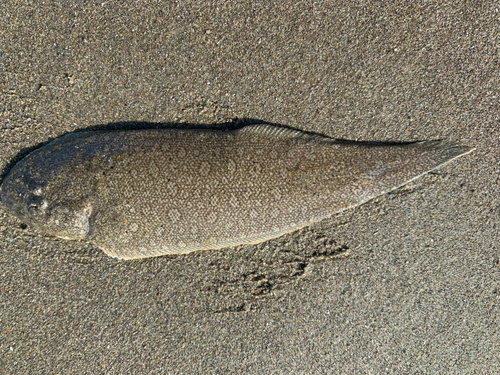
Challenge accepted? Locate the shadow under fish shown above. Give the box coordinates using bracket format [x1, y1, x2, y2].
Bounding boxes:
[0, 123, 474, 259]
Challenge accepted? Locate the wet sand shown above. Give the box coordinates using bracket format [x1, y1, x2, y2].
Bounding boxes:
[1, 1, 499, 373]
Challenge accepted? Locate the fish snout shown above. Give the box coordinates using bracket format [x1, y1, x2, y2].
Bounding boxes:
[0, 169, 43, 223]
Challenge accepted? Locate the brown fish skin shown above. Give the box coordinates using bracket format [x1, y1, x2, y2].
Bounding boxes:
[0, 124, 473, 259]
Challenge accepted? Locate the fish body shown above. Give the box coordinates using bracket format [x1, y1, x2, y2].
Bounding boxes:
[0, 124, 472, 259]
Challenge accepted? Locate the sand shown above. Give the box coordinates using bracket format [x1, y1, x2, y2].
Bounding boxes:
[1, 1, 499, 373]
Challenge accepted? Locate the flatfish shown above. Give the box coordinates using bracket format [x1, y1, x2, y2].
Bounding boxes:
[0, 124, 473, 259]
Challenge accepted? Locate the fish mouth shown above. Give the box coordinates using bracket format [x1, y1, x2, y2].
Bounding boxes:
[0, 175, 38, 227]
[0, 174, 27, 217]
[0, 154, 53, 230]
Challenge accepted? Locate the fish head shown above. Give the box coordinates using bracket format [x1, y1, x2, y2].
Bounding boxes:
[1, 146, 93, 240]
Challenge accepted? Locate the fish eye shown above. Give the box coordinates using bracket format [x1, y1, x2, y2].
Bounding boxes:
[33, 187, 43, 196]
[29, 200, 47, 209]
[28, 197, 48, 213]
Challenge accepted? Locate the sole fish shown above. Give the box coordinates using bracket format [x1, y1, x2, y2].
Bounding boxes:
[0, 124, 473, 259]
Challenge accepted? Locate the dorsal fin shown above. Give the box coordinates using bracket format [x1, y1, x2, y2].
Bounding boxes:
[236, 124, 328, 142]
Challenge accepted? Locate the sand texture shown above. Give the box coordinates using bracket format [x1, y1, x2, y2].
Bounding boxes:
[1, 1, 498, 374]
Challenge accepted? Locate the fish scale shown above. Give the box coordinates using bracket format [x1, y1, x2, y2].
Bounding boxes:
[0, 124, 473, 259]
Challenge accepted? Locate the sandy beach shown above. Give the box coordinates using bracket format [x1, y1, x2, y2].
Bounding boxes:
[1, 1, 499, 373]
